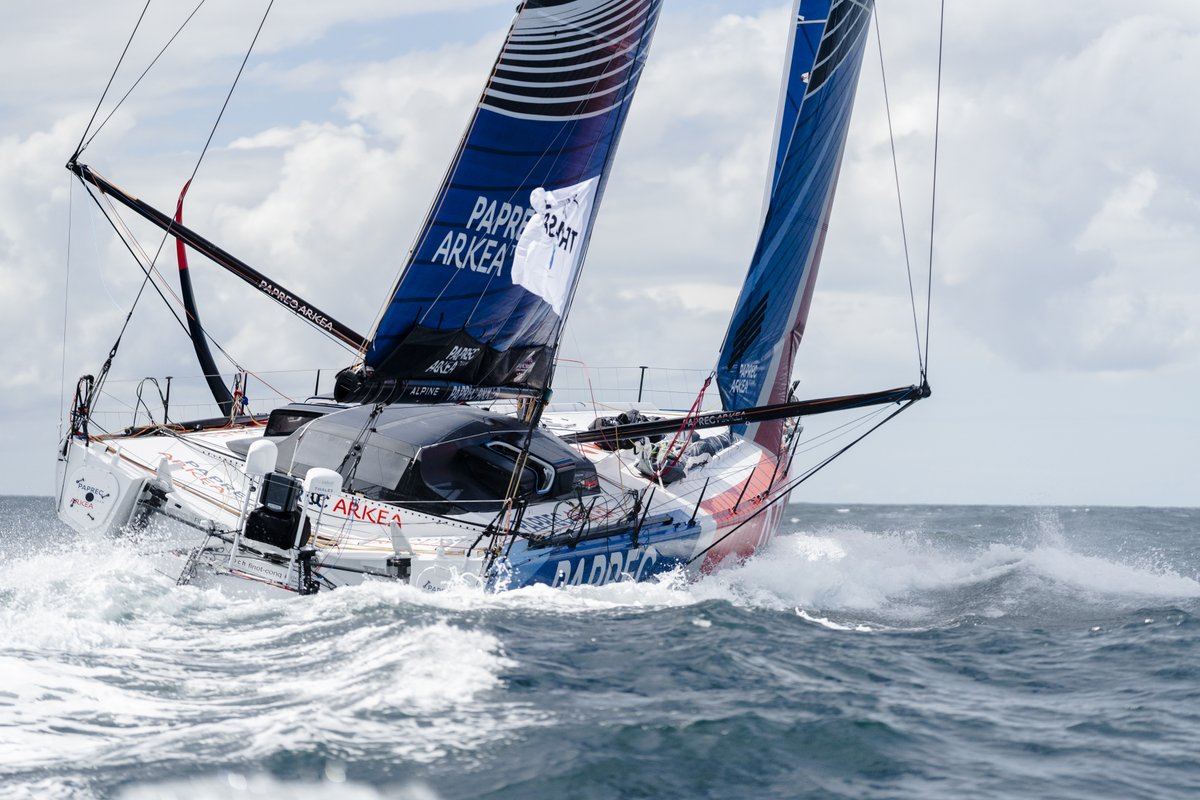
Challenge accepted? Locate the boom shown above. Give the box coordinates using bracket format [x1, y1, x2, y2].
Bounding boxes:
[566, 382, 930, 447]
[69, 161, 367, 351]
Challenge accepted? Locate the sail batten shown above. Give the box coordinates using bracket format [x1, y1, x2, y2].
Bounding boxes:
[717, 0, 875, 454]
[343, 0, 661, 404]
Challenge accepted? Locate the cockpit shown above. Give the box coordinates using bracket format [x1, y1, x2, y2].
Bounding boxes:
[266, 404, 599, 514]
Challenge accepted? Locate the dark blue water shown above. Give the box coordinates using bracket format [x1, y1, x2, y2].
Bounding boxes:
[1, 498, 1197, 799]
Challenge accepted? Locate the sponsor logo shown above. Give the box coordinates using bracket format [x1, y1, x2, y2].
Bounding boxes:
[425, 345, 481, 376]
[551, 547, 660, 587]
[231, 555, 289, 582]
[158, 451, 245, 499]
[447, 385, 498, 402]
[512, 352, 539, 382]
[256, 280, 334, 332]
[62, 468, 118, 527]
[727, 360, 760, 395]
[429, 196, 534, 275]
[538, 205, 581, 257]
[511, 178, 597, 316]
[74, 478, 111, 502]
[329, 496, 403, 527]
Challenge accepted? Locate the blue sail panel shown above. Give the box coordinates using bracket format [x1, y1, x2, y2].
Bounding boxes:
[768, 0, 834, 198]
[361, 0, 662, 399]
[717, 0, 875, 453]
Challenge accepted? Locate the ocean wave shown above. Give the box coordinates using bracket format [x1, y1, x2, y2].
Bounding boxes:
[0, 532, 534, 781]
[3, 503, 1199, 797]
[6, 511, 1197, 641]
[115, 773, 440, 800]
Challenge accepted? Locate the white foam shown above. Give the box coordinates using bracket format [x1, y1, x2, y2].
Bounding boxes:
[738, 527, 1200, 612]
[1022, 545, 1200, 598]
[794, 608, 874, 632]
[115, 774, 440, 800]
[0, 531, 530, 772]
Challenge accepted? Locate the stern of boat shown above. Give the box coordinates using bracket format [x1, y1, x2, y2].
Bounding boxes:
[56, 436, 151, 535]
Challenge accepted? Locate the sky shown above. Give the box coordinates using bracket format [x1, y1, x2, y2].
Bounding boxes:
[1, 1, 1198, 506]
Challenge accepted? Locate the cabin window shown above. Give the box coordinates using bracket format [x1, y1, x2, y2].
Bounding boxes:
[485, 441, 555, 495]
[265, 408, 323, 437]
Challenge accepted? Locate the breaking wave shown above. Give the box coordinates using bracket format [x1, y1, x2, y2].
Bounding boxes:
[3, 501, 1199, 798]
[355, 511, 1200, 626]
[0, 528, 531, 797]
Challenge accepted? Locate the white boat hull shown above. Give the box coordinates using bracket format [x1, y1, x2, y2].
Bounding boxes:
[55, 404, 793, 596]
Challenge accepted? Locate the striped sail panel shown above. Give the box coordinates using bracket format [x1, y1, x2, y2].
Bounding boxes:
[717, 0, 874, 454]
[364, 0, 661, 396]
[767, 0, 834, 199]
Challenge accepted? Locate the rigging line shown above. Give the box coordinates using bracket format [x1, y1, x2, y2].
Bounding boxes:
[393, 10, 536, 339]
[75, 178, 195, 418]
[80, 179, 191, 347]
[59, 176, 76, 442]
[99, 388, 138, 413]
[924, 0, 946, 379]
[168, 183, 304, 399]
[462, 13, 647, 339]
[99, 191, 191, 311]
[686, 398, 919, 567]
[84, 185, 131, 314]
[182, 0, 275, 199]
[133, 0, 276, 293]
[455, 7, 662, 337]
[97, 187, 268, 393]
[72, 0, 152, 160]
[85, 1, 293, 413]
[790, 404, 891, 457]
[97, 191, 272, 396]
[873, 6, 925, 378]
[552, 21, 655, 347]
[81, 0, 210, 153]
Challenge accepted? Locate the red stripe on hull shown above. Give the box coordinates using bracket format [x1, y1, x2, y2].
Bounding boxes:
[697, 450, 789, 572]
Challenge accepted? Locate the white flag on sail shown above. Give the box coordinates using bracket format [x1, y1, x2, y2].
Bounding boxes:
[512, 176, 599, 316]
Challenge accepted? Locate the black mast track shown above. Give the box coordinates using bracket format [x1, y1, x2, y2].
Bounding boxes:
[68, 161, 368, 351]
[565, 382, 931, 447]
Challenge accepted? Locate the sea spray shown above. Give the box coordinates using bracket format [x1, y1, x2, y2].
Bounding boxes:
[3, 499, 1199, 799]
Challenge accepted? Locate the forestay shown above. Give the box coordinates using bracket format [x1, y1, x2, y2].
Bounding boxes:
[352, 0, 663, 403]
[716, 0, 875, 453]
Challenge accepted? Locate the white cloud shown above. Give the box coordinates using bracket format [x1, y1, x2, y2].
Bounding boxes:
[2, 1, 1199, 503]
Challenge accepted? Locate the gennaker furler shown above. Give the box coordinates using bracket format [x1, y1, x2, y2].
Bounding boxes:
[56, 0, 933, 595]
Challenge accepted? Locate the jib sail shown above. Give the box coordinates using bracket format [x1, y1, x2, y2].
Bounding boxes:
[344, 0, 663, 404]
[715, 0, 875, 453]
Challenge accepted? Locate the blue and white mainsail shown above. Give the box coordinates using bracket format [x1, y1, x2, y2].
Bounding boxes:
[716, 0, 875, 453]
[348, 0, 662, 403]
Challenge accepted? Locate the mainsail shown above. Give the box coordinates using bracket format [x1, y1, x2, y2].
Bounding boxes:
[343, 0, 663, 404]
[716, 0, 875, 453]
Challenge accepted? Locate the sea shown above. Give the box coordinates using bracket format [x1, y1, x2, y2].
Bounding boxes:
[1, 497, 1197, 800]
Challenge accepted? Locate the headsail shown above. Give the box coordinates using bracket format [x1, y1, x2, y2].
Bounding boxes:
[716, 0, 875, 454]
[342, 0, 663, 404]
